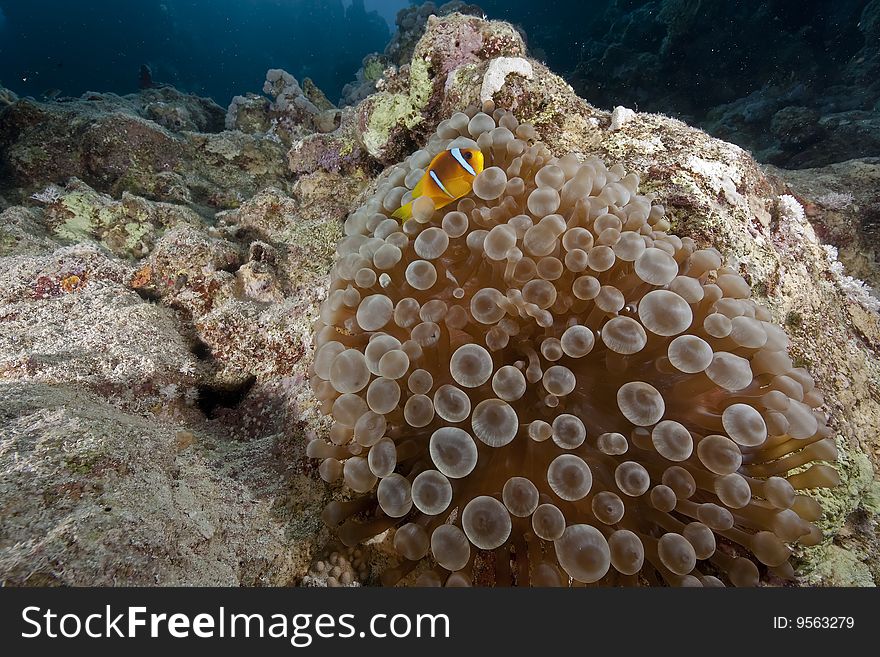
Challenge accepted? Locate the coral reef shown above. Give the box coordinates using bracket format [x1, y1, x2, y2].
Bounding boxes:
[29, 178, 204, 259]
[297, 10, 527, 174]
[226, 69, 340, 143]
[480, 57, 533, 102]
[0, 90, 293, 209]
[340, 54, 393, 108]
[385, 1, 485, 70]
[570, 0, 880, 168]
[767, 158, 880, 295]
[0, 82, 357, 583]
[0, 10, 877, 587]
[0, 382, 302, 586]
[340, 1, 484, 107]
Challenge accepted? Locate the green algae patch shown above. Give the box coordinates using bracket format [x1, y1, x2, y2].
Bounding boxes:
[45, 182, 201, 259]
[362, 58, 433, 159]
[812, 442, 876, 537]
[408, 58, 433, 108]
[796, 443, 879, 585]
[363, 56, 386, 83]
[54, 191, 115, 242]
[800, 543, 875, 586]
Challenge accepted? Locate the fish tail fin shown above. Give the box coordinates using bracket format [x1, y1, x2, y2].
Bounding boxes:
[391, 202, 413, 222]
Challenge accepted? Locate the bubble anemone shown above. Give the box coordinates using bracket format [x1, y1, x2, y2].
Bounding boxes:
[310, 101, 838, 587]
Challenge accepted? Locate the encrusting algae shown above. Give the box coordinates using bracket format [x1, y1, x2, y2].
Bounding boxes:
[310, 99, 839, 587]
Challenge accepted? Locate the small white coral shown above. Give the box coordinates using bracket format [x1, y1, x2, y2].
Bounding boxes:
[777, 194, 806, 224]
[776, 193, 814, 242]
[815, 191, 855, 211]
[30, 184, 64, 204]
[610, 105, 636, 131]
[159, 383, 180, 400]
[183, 387, 199, 406]
[480, 57, 533, 102]
[822, 245, 880, 312]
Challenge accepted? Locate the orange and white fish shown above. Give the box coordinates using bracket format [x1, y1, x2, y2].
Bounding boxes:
[392, 147, 485, 221]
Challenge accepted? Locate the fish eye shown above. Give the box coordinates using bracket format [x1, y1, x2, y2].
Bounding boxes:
[464, 152, 472, 159]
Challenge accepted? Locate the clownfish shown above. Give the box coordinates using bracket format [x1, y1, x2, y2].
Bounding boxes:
[392, 147, 485, 221]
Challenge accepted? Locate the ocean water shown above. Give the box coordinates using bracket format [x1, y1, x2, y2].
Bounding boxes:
[0, 0, 400, 103]
[0, 0, 596, 104]
[0, 0, 877, 167]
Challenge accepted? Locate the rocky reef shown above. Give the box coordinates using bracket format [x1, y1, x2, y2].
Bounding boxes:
[340, 1, 485, 107]
[0, 10, 878, 586]
[570, 0, 880, 169]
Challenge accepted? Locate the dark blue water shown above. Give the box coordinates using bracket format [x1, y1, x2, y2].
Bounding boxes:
[0, 0, 401, 103]
[0, 0, 603, 105]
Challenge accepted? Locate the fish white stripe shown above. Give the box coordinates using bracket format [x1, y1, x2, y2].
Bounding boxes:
[450, 147, 476, 176]
[429, 170, 455, 198]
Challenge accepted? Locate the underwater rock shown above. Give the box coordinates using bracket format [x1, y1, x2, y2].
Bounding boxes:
[299, 12, 527, 171]
[0, 242, 197, 414]
[27, 178, 203, 260]
[0, 88, 294, 209]
[384, 1, 485, 70]
[340, 53, 393, 108]
[130, 185, 343, 386]
[0, 381, 303, 586]
[708, 91, 880, 169]
[570, 0, 873, 118]
[0, 85, 18, 106]
[178, 130, 293, 208]
[570, 0, 880, 169]
[768, 158, 880, 297]
[292, 169, 372, 225]
[0, 205, 60, 257]
[302, 78, 336, 113]
[0, 99, 181, 197]
[0, 194, 335, 586]
[227, 69, 340, 145]
[288, 113, 376, 176]
[842, 0, 880, 105]
[140, 224, 242, 311]
[770, 106, 824, 150]
[787, 111, 880, 169]
[261, 68, 321, 138]
[340, 1, 485, 108]
[137, 86, 226, 133]
[224, 93, 273, 134]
